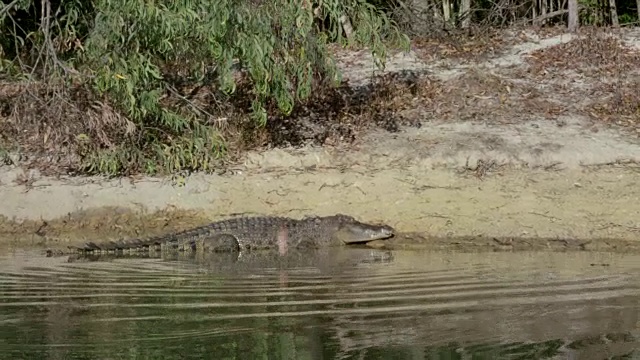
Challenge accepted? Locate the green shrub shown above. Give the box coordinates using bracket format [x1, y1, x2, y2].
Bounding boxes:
[0, 0, 408, 175]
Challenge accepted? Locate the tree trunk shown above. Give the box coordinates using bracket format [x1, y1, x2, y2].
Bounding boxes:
[443, 0, 452, 23]
[540, 0, 548, 25]
[609, 0, 619, 26]
[460, 0, 471, 28]
[598, 0, 605, 25]
[532, 2, 537, 21]
[568, 0, 579, 31]
[340, 14, 354, 39]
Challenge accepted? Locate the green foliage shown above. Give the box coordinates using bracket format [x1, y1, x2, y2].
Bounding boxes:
[0, 146, 9, 166]
[0, 0, 406, 175]
[618, 13, 636, 25]
[0, 0, 408, 175]
[578, 0, 603, 25]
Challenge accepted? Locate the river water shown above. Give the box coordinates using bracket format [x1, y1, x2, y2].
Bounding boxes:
[0, 248, 638, 359]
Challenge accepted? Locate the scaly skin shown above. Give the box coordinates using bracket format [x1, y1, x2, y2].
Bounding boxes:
[46, 214, 395, 256]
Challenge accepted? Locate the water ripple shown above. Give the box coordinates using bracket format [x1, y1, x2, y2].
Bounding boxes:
[0, 249, 639, 359]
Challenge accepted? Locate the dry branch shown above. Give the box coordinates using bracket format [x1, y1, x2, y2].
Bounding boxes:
[531, 6, 583, 25]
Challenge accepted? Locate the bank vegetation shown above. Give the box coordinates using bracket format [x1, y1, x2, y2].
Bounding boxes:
[0, 0, 637, 176]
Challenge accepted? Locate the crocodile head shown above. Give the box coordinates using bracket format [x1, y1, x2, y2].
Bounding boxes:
[333, 216, 395, 244]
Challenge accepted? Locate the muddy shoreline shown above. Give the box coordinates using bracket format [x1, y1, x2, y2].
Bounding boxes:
[2, 164, 640, 254]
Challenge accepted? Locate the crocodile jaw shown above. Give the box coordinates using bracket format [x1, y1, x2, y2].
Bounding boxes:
[336, 222, 396, 244]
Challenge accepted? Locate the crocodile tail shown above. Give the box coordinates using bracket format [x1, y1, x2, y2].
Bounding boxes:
[67, 234, 178, 255]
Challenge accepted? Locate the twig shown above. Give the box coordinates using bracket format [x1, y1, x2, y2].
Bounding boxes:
[6, 12, 29, 73]
[529, 211, 560, 221]
[0, 0, 19, 18]
[165, 84, 217, 120]
[29, 0, 78, 79]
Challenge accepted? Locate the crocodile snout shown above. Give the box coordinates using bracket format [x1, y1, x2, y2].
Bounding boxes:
[340, 222, 396, 244]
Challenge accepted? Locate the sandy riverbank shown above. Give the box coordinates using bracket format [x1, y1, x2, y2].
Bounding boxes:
[2, 116, 640, 252]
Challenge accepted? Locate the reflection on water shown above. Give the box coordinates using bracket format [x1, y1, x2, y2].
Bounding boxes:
[0, 248, 639, 359]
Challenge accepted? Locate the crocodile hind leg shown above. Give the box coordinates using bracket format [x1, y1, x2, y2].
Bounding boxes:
[197, 234, 241, 253]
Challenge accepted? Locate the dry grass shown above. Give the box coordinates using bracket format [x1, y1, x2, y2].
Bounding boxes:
[0, 80, 136, 174]
[0, 71, 441, 174]
[0, 207, 213, 247]
[412, 28, 514, 63]
[251, 71, 439, 148]
[526, 27, 640, 77]
[521, 27, 640, 134]
[588, 79, 640, 134]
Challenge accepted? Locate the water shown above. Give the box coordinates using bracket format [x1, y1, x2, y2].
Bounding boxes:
[0, 248, 639, 360]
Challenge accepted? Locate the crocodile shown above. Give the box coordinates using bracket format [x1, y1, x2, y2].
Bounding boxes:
[46, 214, 395, 257]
